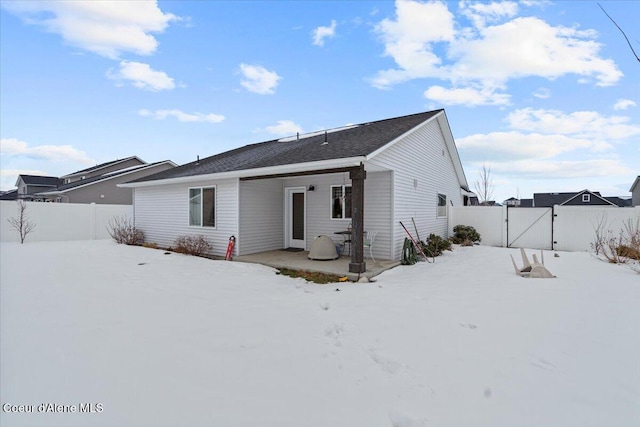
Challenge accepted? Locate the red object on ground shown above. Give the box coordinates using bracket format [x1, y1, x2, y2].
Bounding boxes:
[225, 235, 236, 261]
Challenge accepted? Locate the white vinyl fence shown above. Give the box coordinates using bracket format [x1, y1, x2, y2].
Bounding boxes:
[0, 200, 132, 242]
[449, 205, 640, 252]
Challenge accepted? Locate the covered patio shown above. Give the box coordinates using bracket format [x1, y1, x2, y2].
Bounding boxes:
[235, 249, 400, 282]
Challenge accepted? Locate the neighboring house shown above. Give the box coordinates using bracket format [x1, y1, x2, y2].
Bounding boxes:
[2, 157, 176, 205]
[0, 189, 19, 201]
[503, 197, 520, 207]
[37, 161, 177, 204]
[13, 175, 62, 201]
[533, 190, 617, 207]
[520, 198, 533, 207]
[60, 156, 146, 184]
[631, 176, 640, 206]
[604, 196, 632, 207]
[121, 110, 470, 270]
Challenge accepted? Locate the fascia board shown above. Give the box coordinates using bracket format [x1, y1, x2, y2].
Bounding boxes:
[119, 156, 367, 188]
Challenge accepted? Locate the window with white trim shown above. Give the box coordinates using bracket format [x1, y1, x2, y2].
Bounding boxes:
[437, 193, 447, 217]
[331, 185, 352, 219]
[582, 194, 590, 203]
[189, 187, 216, 227]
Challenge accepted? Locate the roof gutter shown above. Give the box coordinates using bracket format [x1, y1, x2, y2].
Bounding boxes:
[118, 156, 368, 188]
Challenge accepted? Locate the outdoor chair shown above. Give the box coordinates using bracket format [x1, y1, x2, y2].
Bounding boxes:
[363, 231, 377, 263]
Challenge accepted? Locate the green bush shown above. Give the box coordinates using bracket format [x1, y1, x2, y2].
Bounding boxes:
[421, 233, 452, 257]
[452, 225, 481, 244]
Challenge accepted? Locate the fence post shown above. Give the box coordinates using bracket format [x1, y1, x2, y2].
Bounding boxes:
[91, 202, 96, 240]
[501, 205, 508, 248]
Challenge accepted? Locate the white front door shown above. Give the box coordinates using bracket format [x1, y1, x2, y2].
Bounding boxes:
[286, 187, 306, 249]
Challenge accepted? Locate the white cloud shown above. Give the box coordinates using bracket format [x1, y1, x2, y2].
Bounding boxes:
[239, 64, 281, 95]
[0, 138, 94, 164]
[138, 109, 225, 123]
[459, 1, 519, 29]
[1, 0, 178, 59]
[457, 106, 639, 188]
[312, 20, 337, 46]
[489, 159, 632, 179]
[613, 99, 637, 111]
[371, 1, 622, 105]
[448, 17, 620, 87]
[456, 131, 611, 161]
[532, 87, 551, 99]
[370, 0, 454, 88]
[424, 85, 510, 106]
[107, 61, 175, 91]
[507, 108, 640, 140]
[457, 131, 608, 161]
[264, 120, 304, 136]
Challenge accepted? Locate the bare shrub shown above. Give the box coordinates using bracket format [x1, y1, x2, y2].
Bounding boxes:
[592, 215, 640, 268]
[8, 200, 36, 244]
[173, 235, 211, 256]
[107, 215, 144, 245]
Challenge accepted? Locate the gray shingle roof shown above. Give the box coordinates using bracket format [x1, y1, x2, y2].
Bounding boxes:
[130, 110, 442, 183]
[0, 189, 18, 200]
[61, 156, 143, 177]
[19, 175, 63, 186]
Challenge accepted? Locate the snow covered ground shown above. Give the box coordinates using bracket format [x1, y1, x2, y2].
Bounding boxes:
[1, 240, 638, 427]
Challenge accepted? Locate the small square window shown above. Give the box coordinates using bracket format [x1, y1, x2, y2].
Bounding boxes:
[437, 193, 447, 217]
[582, 194, 590, 203]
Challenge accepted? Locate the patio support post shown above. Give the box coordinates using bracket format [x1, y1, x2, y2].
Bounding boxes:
[349, 163, 366, 273]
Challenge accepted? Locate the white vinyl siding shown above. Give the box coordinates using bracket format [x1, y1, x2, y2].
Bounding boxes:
[283, 171, 392, 260]
[238, 179, 284, 255]
[368, 117, 464, 260]
[134, 178, 238, 256]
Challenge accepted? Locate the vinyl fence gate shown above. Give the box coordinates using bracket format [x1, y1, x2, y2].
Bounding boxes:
[506, 207, 553, 250]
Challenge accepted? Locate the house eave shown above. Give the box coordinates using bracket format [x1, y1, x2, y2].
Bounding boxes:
[119, 156, 368, 188]
[366, 110, 469, 191]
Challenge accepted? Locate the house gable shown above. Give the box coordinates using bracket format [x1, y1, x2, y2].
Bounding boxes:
[560, 190, 617, 206]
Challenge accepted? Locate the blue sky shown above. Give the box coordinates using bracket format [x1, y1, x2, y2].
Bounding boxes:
[1, 0, 638, 202]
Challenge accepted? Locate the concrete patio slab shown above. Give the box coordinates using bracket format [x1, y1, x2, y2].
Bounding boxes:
[235, 250, 400, 282]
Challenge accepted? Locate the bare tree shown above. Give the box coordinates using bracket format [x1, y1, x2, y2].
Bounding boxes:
[474, 164, 495, 205]
[598, 3, 640, 63]
[8, 200, 36, 244]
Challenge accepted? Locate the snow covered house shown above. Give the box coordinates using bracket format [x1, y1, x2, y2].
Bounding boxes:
[121, 110, 470, 272]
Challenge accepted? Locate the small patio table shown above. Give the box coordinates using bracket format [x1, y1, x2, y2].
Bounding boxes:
[334, 230, 352, 256]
